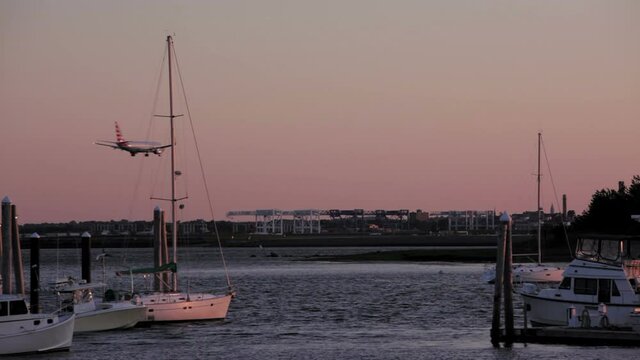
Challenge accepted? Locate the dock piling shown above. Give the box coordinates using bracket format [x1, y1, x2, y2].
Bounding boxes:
[30, 233, 40, 313]
[491, 212, 514, 348]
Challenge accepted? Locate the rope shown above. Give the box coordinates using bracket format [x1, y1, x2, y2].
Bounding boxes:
[172, 42, 234, 291]
[540, 135, 574, 258]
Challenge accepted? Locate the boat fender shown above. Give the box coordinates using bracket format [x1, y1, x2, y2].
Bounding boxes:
[567, 306, 579, 328]
[599, 315, 610, 328]
[580, 309, 591, 328]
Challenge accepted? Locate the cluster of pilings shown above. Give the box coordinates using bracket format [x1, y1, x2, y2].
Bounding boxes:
[490, 212, 515, 347]
[154, 206, 172, 292]
[1, 196, 26, 296]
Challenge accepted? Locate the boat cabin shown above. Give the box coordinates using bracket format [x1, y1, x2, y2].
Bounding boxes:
[545, 236, 640, 303]
[0, 297, 29, 317]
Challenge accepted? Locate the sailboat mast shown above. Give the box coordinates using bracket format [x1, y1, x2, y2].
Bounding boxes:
[167, 35, 178, 292]
[537, 132, 542, 264]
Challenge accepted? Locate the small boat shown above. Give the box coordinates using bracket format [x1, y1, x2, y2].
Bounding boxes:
[483, 263, 563, 284]
[483, 133, 565, 284]
[55, 279, 146, 332]
[0, 295, 75, 355]
[522, 235, 640, 328]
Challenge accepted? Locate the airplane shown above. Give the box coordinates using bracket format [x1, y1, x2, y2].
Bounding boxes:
[95, 121, 171, 157]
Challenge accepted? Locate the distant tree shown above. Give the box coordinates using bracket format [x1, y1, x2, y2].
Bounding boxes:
[572, 176, 640, 234]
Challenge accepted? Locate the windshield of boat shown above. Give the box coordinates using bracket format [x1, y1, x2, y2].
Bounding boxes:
[576, 238, 624, 266]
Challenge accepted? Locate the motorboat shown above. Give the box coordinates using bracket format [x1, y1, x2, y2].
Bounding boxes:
[0, 295, 75, 355]
[55, 279, 146, 332]
[521, 235, 640, 328]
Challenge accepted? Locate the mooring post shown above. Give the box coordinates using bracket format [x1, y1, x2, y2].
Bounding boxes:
[153, 206, 162, 292]
[503, 213, 514, 347]
[491, 211, 509, 347]
[81, 232, 92, 283]
[30, 233, 40, 313]
[11, 204, 25, 296]
[1, 197, 13, 294]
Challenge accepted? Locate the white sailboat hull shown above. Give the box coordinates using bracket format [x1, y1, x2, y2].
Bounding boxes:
[0, 313, 75, 355]
[75, 302, 146, 332]
[483, 264, 564, 284]
[514, 264, 564, 283]
[140, 292, 232, 322]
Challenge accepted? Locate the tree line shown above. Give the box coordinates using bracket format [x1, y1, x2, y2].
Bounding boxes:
[572, 176, 640, 235]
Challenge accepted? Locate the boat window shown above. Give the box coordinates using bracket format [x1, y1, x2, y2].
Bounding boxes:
[598, 279, 611, 303]
[577, 238, 599, 260]
[576, 238, 624, 265]
[612, 281, 621, 296]
[9, 300, 28, 315]
[559, 277, 571, 290]
[0, 301, 7, 316]
[629, 241, 640, 260]
[574, 278, 597, 295]
[600, 240, 622, 263]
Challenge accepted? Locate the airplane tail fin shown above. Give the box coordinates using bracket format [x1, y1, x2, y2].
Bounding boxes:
[115, 121, 126, 143]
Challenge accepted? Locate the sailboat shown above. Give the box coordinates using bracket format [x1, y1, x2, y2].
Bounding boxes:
[483, 133, 564, 284]
[126, 35, 233, 322]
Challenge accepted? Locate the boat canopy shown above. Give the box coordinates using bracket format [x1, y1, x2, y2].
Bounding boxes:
[115, 262, 177, 276]
[576, 235, 640, 266]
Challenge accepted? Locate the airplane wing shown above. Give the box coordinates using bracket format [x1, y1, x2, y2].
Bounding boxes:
[95, 141, 120, 149]
[152, 144, 173, 150]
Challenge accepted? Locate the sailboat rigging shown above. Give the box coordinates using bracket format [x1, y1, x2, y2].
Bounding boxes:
[122, 35, 233, 322]
[483, 133, 564, 284]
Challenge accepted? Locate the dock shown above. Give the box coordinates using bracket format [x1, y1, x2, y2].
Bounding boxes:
[501, 327, 640, 346]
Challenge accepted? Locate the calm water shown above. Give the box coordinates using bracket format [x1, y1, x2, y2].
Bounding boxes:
[7, 246, 639, 359]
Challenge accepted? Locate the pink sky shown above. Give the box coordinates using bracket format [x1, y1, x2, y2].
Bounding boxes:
[1, 1, 639, 223]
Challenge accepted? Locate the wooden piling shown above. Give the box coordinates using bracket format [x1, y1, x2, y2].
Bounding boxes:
[11, 204, 25, 295]
[491, 212, 515, 347]
[153, 207, 162, 292]
[503, 214, 514, 347]
[30, 233, 40, 313]
[81, 232, 92, 283]
[2, 197, 13, 294]
[491, 213, 508, 347]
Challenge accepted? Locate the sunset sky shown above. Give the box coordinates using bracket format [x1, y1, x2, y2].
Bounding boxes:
[1, 1, 639, 224]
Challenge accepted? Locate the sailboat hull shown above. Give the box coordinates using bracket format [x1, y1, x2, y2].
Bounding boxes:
[75, 302, 147, 332]
[483, 264, 564, 284]
[139, 292, 232, 322]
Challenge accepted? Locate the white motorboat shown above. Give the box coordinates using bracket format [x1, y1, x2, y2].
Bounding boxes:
[56, 279, 146, 332]
[0, 295, 75, 355]
[521, 235, 640, 328]
[116, 35, 233, 323]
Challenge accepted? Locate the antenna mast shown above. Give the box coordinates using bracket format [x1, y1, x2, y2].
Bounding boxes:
[537, 132, 542, 264]
[168, 35, 178, 291]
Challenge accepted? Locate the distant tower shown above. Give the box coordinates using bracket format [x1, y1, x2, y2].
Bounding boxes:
[550, 204, 555, 215]
[562, 194, 567, 219]
[619, 181, 626, 193]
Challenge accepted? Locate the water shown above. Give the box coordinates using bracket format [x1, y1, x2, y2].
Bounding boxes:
[9, 247, 639, 359]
